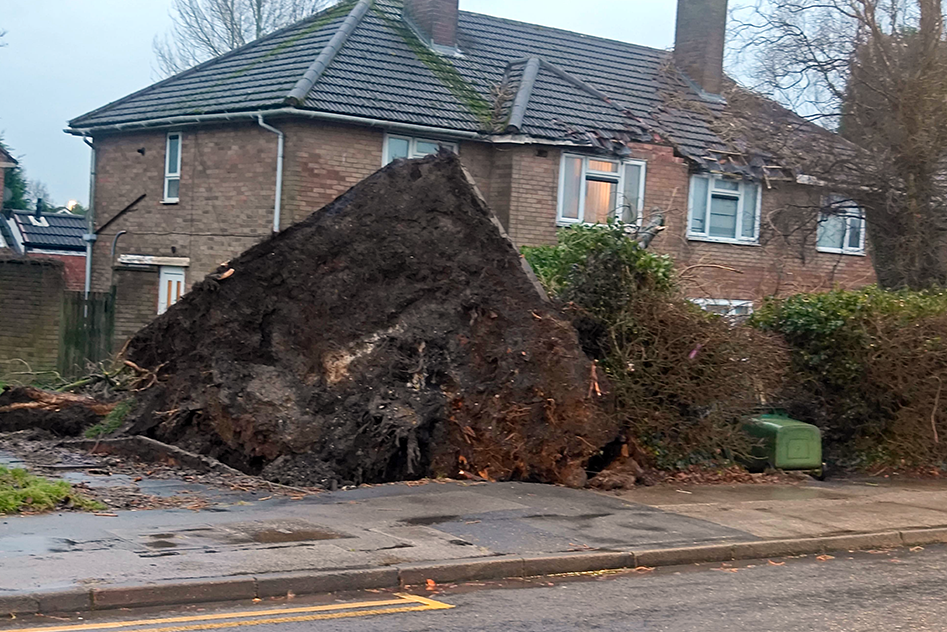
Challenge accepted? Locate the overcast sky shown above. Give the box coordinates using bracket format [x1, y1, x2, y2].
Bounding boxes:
[0, 0, 678, 207]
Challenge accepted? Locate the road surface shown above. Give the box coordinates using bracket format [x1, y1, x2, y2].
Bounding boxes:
[5, 545, 946, 632]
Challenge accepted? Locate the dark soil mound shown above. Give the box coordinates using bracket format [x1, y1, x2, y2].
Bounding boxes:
[126, 153, 616, 488]
[0, 386, 110, 436]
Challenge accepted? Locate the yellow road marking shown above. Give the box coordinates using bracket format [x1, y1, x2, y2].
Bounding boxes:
[11, 595, 453, 632]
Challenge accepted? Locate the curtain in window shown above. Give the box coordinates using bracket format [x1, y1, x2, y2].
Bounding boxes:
[689, 176, 709, 233]
[742, 183, 758, 239]
[622, 163, 642, 223]
[586, 179, 618, 224]
[561, 156, 582, 220]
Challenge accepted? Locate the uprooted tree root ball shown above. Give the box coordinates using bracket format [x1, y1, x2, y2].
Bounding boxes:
[125, 153, 618, 488]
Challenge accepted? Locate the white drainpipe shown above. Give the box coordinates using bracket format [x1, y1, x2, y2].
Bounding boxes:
[257, 115, 285, 233]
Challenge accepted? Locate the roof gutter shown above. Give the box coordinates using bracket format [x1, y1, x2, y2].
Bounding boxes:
[65, 108, 483, 141]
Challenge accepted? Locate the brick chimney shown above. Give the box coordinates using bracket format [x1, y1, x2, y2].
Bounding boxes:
[674, 0, 728, 95]
[403, 0, 459, 51]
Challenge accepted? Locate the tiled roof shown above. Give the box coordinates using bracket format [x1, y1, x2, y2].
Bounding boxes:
[69, 0, 860, 180]
[8, 211, 87, 252]
[0, 145, 16, 166]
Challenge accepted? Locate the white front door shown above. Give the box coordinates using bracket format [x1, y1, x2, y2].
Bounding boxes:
[158, 266, 186, 315]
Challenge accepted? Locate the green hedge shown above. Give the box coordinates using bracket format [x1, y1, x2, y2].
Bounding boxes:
[752, 287, 947, 466]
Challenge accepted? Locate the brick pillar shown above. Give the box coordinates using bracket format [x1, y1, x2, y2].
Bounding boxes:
[403, 0, 459, 49]
[674, 0, 728, 95]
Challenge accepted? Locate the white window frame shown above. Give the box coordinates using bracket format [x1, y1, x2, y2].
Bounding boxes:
[556, 153, 647, 226]
[817, 195, 866, 256]
[687, 174, 761, 245]
[692, 298, 754, 318]
[158, 265, 187, 315]
[383, 133, 458, 165]
[163, 132, 182, 204]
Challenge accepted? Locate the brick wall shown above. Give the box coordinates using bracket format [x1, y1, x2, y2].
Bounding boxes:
[91, 123, 277, 294]
[27, 253, 86, 290]
[112, 266, 159, 349]
[280, 120, 385, 226]
[505, 145, 561, 246]
[0, 257, 65, 372]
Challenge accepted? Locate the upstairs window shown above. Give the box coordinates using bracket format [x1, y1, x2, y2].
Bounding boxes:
[164, 132, 182, 203]
[384, 134, 458, 164]
[558, 154, 646, 225]
[817, 195, 865, 255]
[688, 175, 760, 244]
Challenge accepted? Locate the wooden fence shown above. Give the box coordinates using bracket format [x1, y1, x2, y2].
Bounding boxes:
[59, 290, 116, 378]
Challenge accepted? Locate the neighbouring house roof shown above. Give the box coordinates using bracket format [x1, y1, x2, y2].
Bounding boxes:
[68, 0, 862, 183]
[2, 211, 87, 254]
[0, 145, 16, 168]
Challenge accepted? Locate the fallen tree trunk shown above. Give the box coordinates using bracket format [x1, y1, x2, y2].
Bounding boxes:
[0, 386, 115, 436]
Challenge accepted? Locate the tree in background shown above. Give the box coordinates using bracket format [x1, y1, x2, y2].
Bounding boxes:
[154, 0, 334, 76]
[26, 179, 53, 209]
[734, 0, 947, 290]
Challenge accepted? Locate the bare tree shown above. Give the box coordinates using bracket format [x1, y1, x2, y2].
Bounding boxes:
[154, 0, 335, 77]
[27, 179, 52, 209]
[733, 0, 947, 289]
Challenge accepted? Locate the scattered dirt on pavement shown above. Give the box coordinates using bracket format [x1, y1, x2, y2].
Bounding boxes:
[124, 153, 618, 488]
[0, 430, 316, 512]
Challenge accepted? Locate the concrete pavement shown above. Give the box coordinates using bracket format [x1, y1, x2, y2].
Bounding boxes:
[3, 476, 947, 614]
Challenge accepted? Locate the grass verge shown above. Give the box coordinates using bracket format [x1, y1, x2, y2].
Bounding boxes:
[0, 466, 105, 514]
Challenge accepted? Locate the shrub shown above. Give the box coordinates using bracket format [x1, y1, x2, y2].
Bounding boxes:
[524, 224, 787, 469]
[752, 287, 947, 466]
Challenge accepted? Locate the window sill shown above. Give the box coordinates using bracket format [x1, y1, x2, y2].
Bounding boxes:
[161, 199, 180, 205]
[556, 220, 642, 228]
[687, 234, 760, 246]
[817, 247, 866, 257]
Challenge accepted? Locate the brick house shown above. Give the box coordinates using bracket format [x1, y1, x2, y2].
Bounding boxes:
[68, 0, 874, 345]
[0, 209, 87, 290]
[0, 146, 16, 253]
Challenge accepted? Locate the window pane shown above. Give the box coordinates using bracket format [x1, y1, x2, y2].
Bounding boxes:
[714, 178, 740, 191]
[167, 135, 180, 175]
[621, 164, 642, 224]
[742, 183, 758, 239]
[708, 195, 738, 238]
[847, 216, 863, 250]
[588, 159, 619, 173]
[387, 137, 409, 162]
[690, 176, 709, 233]
[166, 177, 180, 200]
[818, 213, 846, 250]
[415, 141, 440, 156]
[586, 179, 618, 224]
[560, 156, 582, 220]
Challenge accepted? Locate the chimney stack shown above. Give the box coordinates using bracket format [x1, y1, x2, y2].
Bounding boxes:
[674, 0, 728, 95]
[403, 0, 459, 51]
